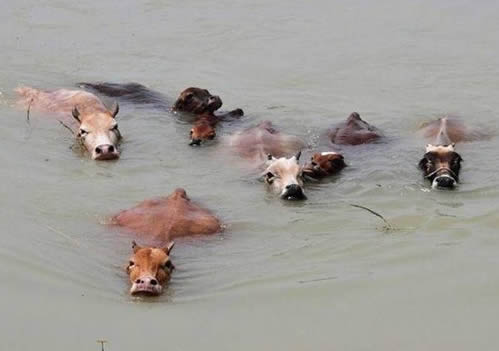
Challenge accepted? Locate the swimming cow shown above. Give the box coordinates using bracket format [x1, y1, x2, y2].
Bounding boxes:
[126, 241, 175, 296]
[263, 152, 306, 200]
[226, 121, 307, 200]
[302, 152, 346, 180]
[418, 116, 472, 189]
[328, 112, 382, 145]
[111, 188, 221, 296]
[80, 82, 244, 145]
[16, 87, 121, 160]
[172, 87, 244, 145]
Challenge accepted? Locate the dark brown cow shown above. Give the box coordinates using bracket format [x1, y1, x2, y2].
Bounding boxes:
[328, 112, 381, 145]
[173, 87, 243, 145]
[303, 152, 346, 179]
[418, 117, 470, 189]
[79, 82, 244, 145]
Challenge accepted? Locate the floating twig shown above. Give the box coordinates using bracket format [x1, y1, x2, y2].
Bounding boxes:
[26, 98, 33, 122]
[97, 340, 107, 351]
[350, 203, 393, 230]
[298, 276, 337, 284]
[58, 120, 75, 135]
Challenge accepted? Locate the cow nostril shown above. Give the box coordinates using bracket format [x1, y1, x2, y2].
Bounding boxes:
[150, 279, 158, 286]
[108, 145, 115, 153]
[135, 279, 141, 284]
[436, 176, 455, 187]
[95, 147, 102, 154]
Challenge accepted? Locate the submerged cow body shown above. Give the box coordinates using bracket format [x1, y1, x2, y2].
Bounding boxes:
[80, 82, 244, 145]
[418, 117, 471, 189]
[226, 121, 305, 161]
[328, 112, 382, 145]
[16, 87, 121, 160]
[111, 188, 221, 241]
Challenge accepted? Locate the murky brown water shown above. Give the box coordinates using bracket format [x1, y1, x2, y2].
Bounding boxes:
[2, 0, 499, 350]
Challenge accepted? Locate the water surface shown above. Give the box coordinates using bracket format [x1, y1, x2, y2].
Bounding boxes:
[2, 1, 499, 350]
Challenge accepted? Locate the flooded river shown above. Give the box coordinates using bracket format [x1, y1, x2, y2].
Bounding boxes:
[1, 0, 499, 350]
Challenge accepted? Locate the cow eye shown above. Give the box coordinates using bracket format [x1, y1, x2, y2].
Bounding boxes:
[266, 172, 274, 178]
[311, 161, 317, 166]
[185, 93, 194, 101]
[190, 130, 194, 135]
[164, 260, 174, 270]
[208, 133, 216, 140]
[110, 124, 119, 131]
[79, 129, 89, 137]
[128, 261, 134, 267]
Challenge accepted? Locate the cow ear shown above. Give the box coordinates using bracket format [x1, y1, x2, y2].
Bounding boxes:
[110, 102, 119, 118]
[72, 106, 80, 122]
[418, 157, 428, 170]
[132, 240, 141, 253]
[163, 241, 175, 254]
[295, 151, 301, 162]
[330, 155, 346, 169]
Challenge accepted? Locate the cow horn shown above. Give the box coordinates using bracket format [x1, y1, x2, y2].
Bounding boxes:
[72, 106, 80, 122]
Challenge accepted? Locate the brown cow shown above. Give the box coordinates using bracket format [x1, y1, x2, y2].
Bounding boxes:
[126, 241, 175, 296]
[111, 188, 221, 240]
[302, 152, 346, 179]
[79, 83, 244, 145]
[112, 188, 221, 295]
[328, 112, 381, 145]
[16, 87, 121, 160]
[173, 87, 244, 145]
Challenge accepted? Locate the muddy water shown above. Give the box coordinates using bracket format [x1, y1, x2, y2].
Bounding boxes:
[2, 0, 499, 350]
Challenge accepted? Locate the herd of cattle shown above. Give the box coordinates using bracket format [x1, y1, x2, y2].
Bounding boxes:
[14, 82, 481, 296]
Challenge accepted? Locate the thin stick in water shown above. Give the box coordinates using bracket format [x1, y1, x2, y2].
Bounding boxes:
[97, 340, 107, 351]
[58, 120, 75, 135]
[350, 203, 393, 229]
[26, 98, 33, 122]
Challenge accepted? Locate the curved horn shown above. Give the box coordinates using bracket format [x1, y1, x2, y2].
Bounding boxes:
[132, 240, 141, 253]
[72, 106, 80, 122]
[163, 241, 175, 254]
[111, 102, 119, 118]
[295, 151, 302, 162]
